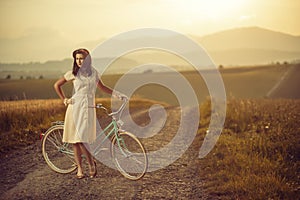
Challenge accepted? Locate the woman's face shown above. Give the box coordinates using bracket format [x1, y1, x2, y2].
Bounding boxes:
[75, 53, 85, 67]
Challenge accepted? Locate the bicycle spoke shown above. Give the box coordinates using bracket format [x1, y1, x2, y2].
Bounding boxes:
[53, 129, 62, 145]
[111, 132, 147, 180]
[127, 154, 145, 165]
[42, 125, 77, 174]
[118, 146, 145, 165]
[46, 135, 61, 150]
[57, 129, 63, 141]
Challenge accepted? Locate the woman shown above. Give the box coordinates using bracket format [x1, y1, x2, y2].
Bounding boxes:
[54, 48, 123, 179]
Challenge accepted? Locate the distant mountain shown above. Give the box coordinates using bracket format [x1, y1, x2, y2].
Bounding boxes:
[1, 26, 299, 68]
[117, 27, 300, 66]
[197, 26, 300, 52]
[0, 27, 75, 63]
[0, 57, 139, 79]
[87, 26, 300, 66]
[193, 27, 300, 65]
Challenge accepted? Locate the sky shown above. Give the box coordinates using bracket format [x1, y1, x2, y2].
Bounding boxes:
[0, 0, 299, 62]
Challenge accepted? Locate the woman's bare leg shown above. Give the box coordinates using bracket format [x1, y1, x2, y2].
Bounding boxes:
[79, 143, 96, 176]
[73, 143, 84, 177]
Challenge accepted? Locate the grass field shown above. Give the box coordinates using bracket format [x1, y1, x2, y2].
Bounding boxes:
[0, 64, 299, 198]
[0, 64, 290, 103]
[0, 98, 299, 199]
[198, 98, 299, 199]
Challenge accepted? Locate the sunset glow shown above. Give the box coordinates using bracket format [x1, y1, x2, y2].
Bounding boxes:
[177, 0, 249, 20]
[0, 0, 299, 62]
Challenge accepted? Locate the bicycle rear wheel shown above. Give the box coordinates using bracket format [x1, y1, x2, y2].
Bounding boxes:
[111, 132, 147, 180]
[42, 125, 77, 174]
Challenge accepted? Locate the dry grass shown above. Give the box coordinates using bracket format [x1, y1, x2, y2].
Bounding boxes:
[0, 98, 299, 199]
[199, 98, 300, 199]
[0, 98, 167, 154]
[0, 99, 65, 153]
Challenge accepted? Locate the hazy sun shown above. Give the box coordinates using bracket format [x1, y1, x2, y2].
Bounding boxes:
[177, 0, 248, 20]
[203, 0, 247, 19]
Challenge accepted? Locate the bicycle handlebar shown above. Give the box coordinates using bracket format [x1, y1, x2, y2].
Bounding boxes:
[90, 97, 128, 119]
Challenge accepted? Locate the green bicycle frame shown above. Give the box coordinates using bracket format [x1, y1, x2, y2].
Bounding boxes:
[92, 119, 131, 158]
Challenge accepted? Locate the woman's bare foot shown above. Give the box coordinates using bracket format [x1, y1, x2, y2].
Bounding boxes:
[76, 168, 84, 179]
[89, 160, 97, 178]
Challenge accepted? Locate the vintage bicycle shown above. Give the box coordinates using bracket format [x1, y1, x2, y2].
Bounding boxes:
[41, 98, 148, 180]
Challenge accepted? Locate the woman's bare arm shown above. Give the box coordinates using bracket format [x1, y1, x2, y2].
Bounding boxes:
[97, 79, 127, 100]
[97, 79, 113, 95]
[54, 77, 67, 101]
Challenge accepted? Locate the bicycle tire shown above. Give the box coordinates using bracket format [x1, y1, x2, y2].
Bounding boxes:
[42, 125, 77, 174]
[111, 132, 147, 180]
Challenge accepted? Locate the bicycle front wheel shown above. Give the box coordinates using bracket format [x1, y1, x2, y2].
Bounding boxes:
[111, 132, 147, 180]
[42, 125, 77, 174]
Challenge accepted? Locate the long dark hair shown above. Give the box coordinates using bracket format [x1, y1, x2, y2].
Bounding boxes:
[72, 48, 92, 76]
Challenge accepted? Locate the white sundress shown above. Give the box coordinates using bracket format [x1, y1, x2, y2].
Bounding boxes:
[62, 68, 99, 144]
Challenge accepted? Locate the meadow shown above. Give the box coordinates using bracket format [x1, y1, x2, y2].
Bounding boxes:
[0, 97, 299, 199]
[0, 64, 299, 198]
[0, 64, 290, 103]
[199, 98, 299, 199]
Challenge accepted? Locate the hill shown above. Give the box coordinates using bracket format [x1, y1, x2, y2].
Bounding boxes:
[0, 57, 139, 79]
[195, 27, 300, 65]
[198, 26, 300, 52]
[78, 26, 300, 66]
[0, 26, 299, 66]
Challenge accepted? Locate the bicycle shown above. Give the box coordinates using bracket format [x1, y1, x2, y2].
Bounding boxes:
[41, 98, 148, 180]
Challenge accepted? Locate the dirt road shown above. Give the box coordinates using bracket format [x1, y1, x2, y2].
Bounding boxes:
[267, 64, 300, 98]
[0, 107, 212, 199]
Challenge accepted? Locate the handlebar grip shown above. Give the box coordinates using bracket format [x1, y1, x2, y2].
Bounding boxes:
[95, 103, 103, 108]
